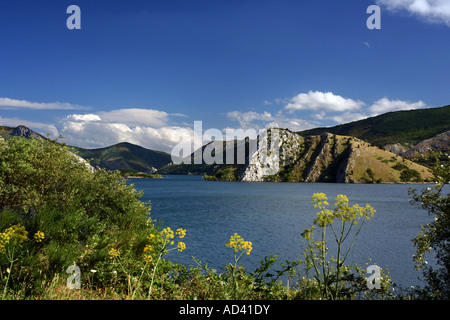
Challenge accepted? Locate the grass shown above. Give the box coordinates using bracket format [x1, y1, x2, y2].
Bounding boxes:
[348, 139, 434, 183]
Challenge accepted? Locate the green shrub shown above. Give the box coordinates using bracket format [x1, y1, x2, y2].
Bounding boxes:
[409, 153, 450, 299]
[0, 137, 155, 297]
[400, 168, 423, 182]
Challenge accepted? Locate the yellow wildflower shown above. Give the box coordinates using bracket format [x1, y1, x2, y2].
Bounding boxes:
[161, 227, 174, 240]
[0, 224, 28, 252]
[143, 244, 153, 253]
[34, 231, 45, 243]
[108, 248, 121, 259]
[226, 233, 252, 255]
[175, 228, 186, 239]
[147, 234, 156, 241]
[177, 242, 186, 252]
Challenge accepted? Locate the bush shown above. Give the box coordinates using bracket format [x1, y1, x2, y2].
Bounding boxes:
[0, 137, 155, 298]
[409, 153, 450, 299]
[400, 168, 423, 182]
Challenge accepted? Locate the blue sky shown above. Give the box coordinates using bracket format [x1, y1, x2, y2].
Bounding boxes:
[0, 0, 449, 152]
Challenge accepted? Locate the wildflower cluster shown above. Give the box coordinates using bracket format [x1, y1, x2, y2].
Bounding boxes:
[226, 233, 252, 255]
[34, 231, 45, 243]
[176, 228, 186, 239]
[177, 242, 186, 252]
[161, 227, 175, 243]
[142, 227, 187, 261]
[312, 193, 375, 227]
[108, 248, 121, 259]
[302, 193, 380, 299]
[0, 224, 28, 254]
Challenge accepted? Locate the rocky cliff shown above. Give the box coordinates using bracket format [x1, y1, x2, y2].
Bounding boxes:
[211, 128, 434, 183]
[403, 130, 450, 158]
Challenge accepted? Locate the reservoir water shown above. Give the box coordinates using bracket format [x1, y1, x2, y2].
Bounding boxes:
[131, 175, 435, 289]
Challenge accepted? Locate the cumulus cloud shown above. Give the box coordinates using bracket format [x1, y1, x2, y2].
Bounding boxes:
[368, 97, 426, 115]
[227, 91, 428, 130]
[0, 97, 90, 110]
[59, 108, 193, 153]
[66, 114, 102, 122]
[376, 0, 450, 26]
[98, 108, 171, 127]
[285, 91, 365, 112]
[227, 110, 317, 132]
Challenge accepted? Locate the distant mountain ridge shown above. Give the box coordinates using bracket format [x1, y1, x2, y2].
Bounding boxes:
[0, 125, 172, 172]
[206, 129, 434, 183]
[298, 104, 450, 152]
[73, 142, 172, 172]
[1, 104, 449, 179]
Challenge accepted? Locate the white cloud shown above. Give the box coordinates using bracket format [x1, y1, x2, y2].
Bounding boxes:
[66, 114, 102, 122]
[98, 108, 170, 127]
[227, 110, 317, 132]
[59, 108, 193, 153]
[368, 97, 426, 115]
[0, 97, 90, 110]
[376, 0, 450, 26]
[329, 112, 369, 124]
[285, 91, 365, 112]
[227, 111, 274, 128]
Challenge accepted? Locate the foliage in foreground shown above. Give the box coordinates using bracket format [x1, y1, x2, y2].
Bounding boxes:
[409, 153, 450, 299]
[0, 137, 446, 300]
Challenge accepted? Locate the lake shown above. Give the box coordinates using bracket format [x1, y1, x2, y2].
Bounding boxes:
[130, 175, 435, 289]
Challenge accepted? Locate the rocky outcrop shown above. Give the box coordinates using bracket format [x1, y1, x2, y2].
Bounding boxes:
[241, 129, 304, 182]
[11, 125, 46, 140]
[403, 130, 450, 158]
[384, 143, 409, 155]
[213, 128, 434, 183]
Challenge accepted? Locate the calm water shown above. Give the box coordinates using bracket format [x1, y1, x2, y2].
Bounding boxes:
[130, 175, 435, 288]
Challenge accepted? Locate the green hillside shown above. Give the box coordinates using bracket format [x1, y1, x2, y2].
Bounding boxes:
[298, 105, 450, 148]
[73, 142, 172, 172]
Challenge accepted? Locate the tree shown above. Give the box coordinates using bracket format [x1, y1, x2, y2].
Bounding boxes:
[409, 153, 450, 299]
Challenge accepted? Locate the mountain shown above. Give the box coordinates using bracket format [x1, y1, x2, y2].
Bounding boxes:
[158, 138, 254, 175]
[403, 130, 450, 158]
[1, 125, 172, 172]
[1, 125, 46, 139]
[206, 129, 434, 183]
[298, 105, 450, 152]
[73, 142, 172, 172]
[3, 102, 448, 181]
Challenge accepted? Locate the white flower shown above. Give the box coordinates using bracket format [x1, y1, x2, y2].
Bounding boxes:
[90, 269, 97, 273]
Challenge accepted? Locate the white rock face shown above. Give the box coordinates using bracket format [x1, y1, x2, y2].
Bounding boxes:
[71, 152, 96, 173]
[241, 129, 304, 181]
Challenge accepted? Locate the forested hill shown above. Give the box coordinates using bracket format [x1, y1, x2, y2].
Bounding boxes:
[73, 142, 172, 172]
[298, 105, 450, 148]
